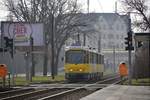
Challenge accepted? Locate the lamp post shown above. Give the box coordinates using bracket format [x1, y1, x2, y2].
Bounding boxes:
[24, 52, 30, 81]
[113, 45, 116, 72]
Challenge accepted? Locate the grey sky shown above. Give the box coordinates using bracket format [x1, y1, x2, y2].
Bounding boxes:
[78, 0, 121, 13]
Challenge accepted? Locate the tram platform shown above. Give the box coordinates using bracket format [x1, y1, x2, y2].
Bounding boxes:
[81, 85, 150, 100]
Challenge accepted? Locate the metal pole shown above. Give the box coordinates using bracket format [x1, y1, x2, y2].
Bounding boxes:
[128, 47, 132, 84]
[148, 39, 150, 84]
[11, 38, 15, 85]
[128, 12, 132, 85]
[84, 0, 90, 46]
[83, 34, 86, 46]
[30, 37, 35, 78]
[98, 31, 101, 53]
[113, 46, 116, 72]
[87, 0, 89, 13]
[115, 1, 118, 13]
[98, 40, 100, 53]
[51, 14, 55, 79]
[24, 52, 29, 82]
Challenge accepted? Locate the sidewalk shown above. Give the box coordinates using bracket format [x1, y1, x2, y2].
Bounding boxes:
[80, 85, 150, 100]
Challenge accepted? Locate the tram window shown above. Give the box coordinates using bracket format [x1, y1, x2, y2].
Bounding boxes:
[98, 55, 101, 64]
[97, 55, 99, 64]
[84, 51, 89, 63]
[100, 55, 104, 64]
[98, 55, 103, 64]
[66, 50, 84, 64]
[89, 52, 93, 63]
[90, 53, 96, 64]
[92, 53, 94, 63]
[96, 54, 98, 64]
[101, 56, 103, 64]
[91, 53, 93, 63]
[93, 53, 97, 64]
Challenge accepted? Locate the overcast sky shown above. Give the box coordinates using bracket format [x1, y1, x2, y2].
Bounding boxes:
[78, 0, 121, 13]
[0, 0, 122, 20]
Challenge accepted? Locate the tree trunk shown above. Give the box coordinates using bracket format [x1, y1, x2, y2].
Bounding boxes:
[54, 49, 60, 76]
[31, 37, 35, 77]
[51, 14, 55, 79]
[43, 44, 48, 76]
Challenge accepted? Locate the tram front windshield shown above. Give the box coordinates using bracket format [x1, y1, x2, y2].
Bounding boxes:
[66, 50, 84, 64]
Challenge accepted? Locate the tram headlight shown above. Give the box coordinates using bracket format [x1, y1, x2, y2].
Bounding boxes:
[79, 69, 83, 72]
[69, 69, 73, 71]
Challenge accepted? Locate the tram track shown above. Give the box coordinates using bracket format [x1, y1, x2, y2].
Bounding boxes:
[38, 75, 121, 100]
[0, 88, 35, 99]
[0, 74, 121, 100]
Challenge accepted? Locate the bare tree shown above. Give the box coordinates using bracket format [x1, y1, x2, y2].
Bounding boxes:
[4, 0, 85, 79]
[122, 0, 150, 31]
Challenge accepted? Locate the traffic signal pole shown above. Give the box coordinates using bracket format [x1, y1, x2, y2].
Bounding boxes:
[128, 13, 132, 85]
[11, 38, 15, 85]
[125, 31, 133, 85]
[128, 43, 132, 85]
[125, 13, 134, 85]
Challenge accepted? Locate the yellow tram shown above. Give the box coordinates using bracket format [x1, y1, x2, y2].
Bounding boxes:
[65, 47, 104, 81]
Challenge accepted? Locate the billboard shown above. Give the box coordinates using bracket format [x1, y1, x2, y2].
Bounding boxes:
[1, 22, 44, 46]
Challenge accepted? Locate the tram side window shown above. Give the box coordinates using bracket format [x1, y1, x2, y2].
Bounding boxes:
[98, 55, 101, 64]
[97, 55, 99, 64]
[98, 55, 103, 64]
[87, 51, 90, 63]
[89, 52, 92, 63]
[101, 55, 104, 64]
[92, 53, 96, 64]
[89, 52, 97, 64]
[99, 55, 104, 64]
[96, 54, 98, 64]
[94, 53, 97, 64]
[84, 51, 89, 63]
[91, 53, 93, 63]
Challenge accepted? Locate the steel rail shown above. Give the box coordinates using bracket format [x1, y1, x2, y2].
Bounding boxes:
[38, 75, 121, 100]
[0, 88, 34, 99]
[1, 75, 121, 100]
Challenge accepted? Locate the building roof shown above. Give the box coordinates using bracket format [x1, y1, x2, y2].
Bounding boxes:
[134, 32, 150, 41]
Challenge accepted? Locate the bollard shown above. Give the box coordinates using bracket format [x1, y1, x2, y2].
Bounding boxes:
[8, 72, 11, 88]
[2, 77, 6, 87]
